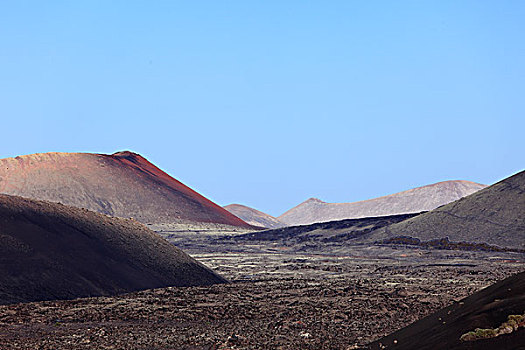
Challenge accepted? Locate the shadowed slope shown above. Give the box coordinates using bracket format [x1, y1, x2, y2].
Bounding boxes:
[279, 180, 486, 226]
[224, 204, 286, 228]
[233, 212, 421, 244]
[0, 194, 227, 305]
[367, 170, 525, 250]
[365, 271, 525, 350]
[0, 151, 252, 227]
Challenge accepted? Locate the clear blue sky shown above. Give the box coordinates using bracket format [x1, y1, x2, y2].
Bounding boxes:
[1, 1, 523, 216]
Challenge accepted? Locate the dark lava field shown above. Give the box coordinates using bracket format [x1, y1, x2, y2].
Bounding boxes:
[0, 244, 522, 349]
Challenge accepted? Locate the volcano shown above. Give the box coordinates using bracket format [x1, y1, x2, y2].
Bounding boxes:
[0, 151, 252, 227]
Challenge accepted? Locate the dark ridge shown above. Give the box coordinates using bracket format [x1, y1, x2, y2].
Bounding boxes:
[0, 193, 227, 305]
[231, 212, 423, 242]
[377, 236, 525, 254]
[365, 170, 525, 250]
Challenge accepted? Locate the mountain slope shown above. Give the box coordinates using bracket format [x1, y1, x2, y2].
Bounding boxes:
[224, 204, 286, 228]
[0, 193, 227, 305]
[366, 170, 525, 250]
[366, 271, 525, 350]
[0, 151, 252, 227]
[279, 180, 487, 226]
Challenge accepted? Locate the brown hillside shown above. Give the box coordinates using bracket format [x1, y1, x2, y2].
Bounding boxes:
[0, 194, 227, 305]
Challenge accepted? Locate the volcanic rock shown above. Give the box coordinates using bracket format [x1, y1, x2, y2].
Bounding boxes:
[367, 170, 525, 250]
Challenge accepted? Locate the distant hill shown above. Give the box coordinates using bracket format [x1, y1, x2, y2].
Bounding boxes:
[224, 204, 286, 229]
[366, 171, 525, 250]
[0, 151, 252, 228]
[365, 271, 525, 350]
[0, 193, 227, 305]
[278, 180, 487, 226]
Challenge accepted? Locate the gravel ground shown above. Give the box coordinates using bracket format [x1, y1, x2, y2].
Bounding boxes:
[1, 257, 522, 350]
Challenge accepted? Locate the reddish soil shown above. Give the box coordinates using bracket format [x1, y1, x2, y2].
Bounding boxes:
[0, 151, 253, 227]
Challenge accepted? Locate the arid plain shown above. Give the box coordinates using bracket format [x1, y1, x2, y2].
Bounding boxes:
[1, 231, 522, 349]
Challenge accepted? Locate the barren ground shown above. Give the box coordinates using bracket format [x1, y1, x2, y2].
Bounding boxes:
[1, 228, 523, 349]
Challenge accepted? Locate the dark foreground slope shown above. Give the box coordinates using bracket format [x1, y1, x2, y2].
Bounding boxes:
[0, 194, 227, 305]
[0, 151, 252, 227]
[366, 271, 525, 350]
[367, 170, 525, 250]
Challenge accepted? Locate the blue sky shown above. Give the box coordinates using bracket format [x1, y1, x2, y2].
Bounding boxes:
[1, 1, 524, 216]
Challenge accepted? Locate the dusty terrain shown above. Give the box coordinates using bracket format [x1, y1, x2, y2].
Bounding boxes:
[1, 209, 523, 350]
[134, 202, 524, 349]
[0, 151, 252, 227]
[0, 246, 522, 349]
